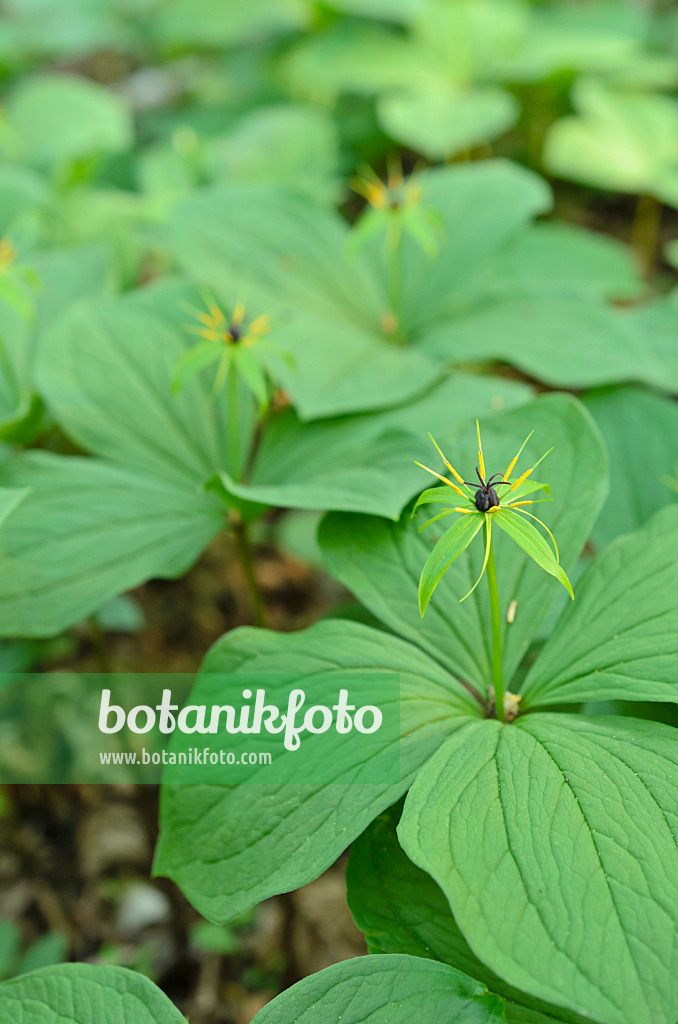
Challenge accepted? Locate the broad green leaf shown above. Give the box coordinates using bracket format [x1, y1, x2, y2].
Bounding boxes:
[0, 963, 185, 1022]
[0, 487, 27, 527]
[36, 298, 236, 485]
[279, 21, 427, 101]
[251, 953, 505, 1024]
[320, 394, 606, 695]
[624, 287, 678, 394]
[0, 452, 222, 637]
[5, 74, 132, 169]
[170, 182, 384, 328]
[419, 514, 484, 615]
[328, 0, 425, 21]
[544, 78, 678, 200]
[378, 85, 519, 160]
[583, 386, 678, 548]
[169, 166, 547, 417]
[521, 505, 678, 708]
[216, 372, 531, 519]
[395, 161, 552, 336]
[493, 509, 573, 598]
[399, 713, 678, 1024]
[18, 932, 67, 976]
[155, 618, 477, 922]
[169, 181, 445, 416]
[0, 164, 49, 237]
[205, 104, 340, 205]
[155, 0, 308, 48]
[170, 339, 222, 392]
[481, 222, 642, 300]
[420, 293, 658, 389]
[0, 243, 110, 442]
[261, 313, 441, 419]
[347, 803, 588, 1024]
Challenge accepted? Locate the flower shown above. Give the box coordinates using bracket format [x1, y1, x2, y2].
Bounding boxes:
[351, 160, 422, 212]
[348, 159, 440, 264]
[414, 420, 573, 613]
[173, 294, 288, 410]
[192, 299, 270, 348]
[0, 237, 16, 273]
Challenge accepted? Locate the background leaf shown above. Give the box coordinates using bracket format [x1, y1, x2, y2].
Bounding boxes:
[583, 386, 678, 549]
[378, 85, 519, 159]
[37, 298, 237, 485]
[207, 374, 531, 519]
[5, 74, 132, 169]
[0, 452, 222, 637]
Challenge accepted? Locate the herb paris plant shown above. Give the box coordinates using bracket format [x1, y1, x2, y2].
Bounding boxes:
[155, 394, 678, 1023]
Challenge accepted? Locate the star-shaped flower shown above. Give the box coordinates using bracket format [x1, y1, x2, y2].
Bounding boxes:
[414, 420, 573, 613]
[173, 294, 290, 410]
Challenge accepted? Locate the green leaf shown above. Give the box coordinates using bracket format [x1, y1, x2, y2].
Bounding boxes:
[36, 298, 235, 485]
[170, 339, 222, 393]
[5, 74, 132, 169]
[481, 222, 642, 301]
[0, 452, 222, 637]
[169, 181, 443, 417]
[544, 78, 678, 199]
[0, 487, 27, 528]
[398, 161, 551, 336]
[521, 504, 678, 708]
[250, 953, 505, 1024]
[420, 293, 658, 389]
[155, 0, 308, 48]
[211, 373, 532, 520]
[347, 803, 589, 1024]
[320, 394, 606, 695]
[155, 618, 477, 922]
[378, 84, 519, 160]
[0, 244, 110, 444]
[0, 920, 19, 981]
[18, 932, 67, 976]
[205, 104, 340, 205]
[169, 167, 546, 417]
[399, 713, 678, 1024]
[492, 509, 573, 598]
[419, 514, 484, 615]
[233, 347, 270, 410]
[582, 386, 678, 548]
[0, 963, 185, 1022]
[624, 287, 678, 394]
[279, 21, 426, 100]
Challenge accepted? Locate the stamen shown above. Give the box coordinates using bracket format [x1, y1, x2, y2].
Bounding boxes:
[414, 463, 466, 498]
[509, 447, 553, 492]
[476, 420, 486, 479]
[503, 430, 534, 483]
[428, 435, 467, 488]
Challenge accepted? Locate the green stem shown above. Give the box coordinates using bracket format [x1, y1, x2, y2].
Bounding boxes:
[484, 522, 505, 723]
[631, 192, 662, 282]
[233, 516, 267, 628]
[386, 221, 405, 344]
[87, 616, 114, 673]
[227, 367, 241, 482]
